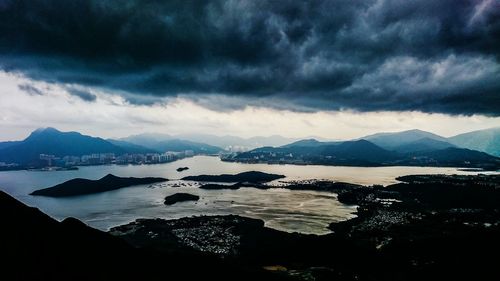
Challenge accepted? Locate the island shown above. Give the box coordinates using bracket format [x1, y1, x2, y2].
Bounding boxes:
[176, 167, 189, 172]
[30, 174, 168, 197]
[164, 193, 200, 205]
[182, 171, 285, 183]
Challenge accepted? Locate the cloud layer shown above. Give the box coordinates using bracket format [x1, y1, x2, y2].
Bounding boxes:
[1, 71, 500, 142]
[0, 0, 499, 115]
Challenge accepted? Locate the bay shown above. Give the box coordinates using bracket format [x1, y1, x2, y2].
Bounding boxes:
[0, 155, 496, 235]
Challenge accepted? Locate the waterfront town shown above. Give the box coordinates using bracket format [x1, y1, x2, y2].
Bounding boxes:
[48, 150, 195, 166]
[0, 150, 197, 171]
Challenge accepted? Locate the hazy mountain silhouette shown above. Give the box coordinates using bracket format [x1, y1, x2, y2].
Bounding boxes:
[121, 133, 296, 150]
[152, 139, 222, 154]
[360, 129, 449, 149]
[235, 137, 499, 168]
[107, 139, 158, 154]
[0, 128, 125, 165]
[282, 139, 341, 148]
[393, 138, 456, 153]
[118, 134, 222, 154]
[449, 127, 500, 157]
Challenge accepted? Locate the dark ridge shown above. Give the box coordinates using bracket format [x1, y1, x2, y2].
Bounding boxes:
[0, 190, 289, 281]
[31, 174, 167, 197]
[182, 171, 285, 183]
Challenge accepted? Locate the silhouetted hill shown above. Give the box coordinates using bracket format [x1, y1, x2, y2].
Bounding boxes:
[282, 138, 341, 148]
[449, 127, 500, 157]
[414, 147, 500, 167]
[321, 140, 398, 162]
[0, 128, 125, 165]
[0, 191, 286, 281]
[182, 171, 285, 183]
[122, 133, 297, 150]
[107, 139, 158, 154]
[164, 193, 200, 205]
[393, 137, 456, 153]
[361, 129, 448, 149]
[119, 133, 172, 148]
[231, 138, 500, 169]
[236, 140, 398, 165]
[120, 133, 223, 154]
[154, 139, 223, 154]
[0, 140, 21, 150]
[31, 174, 167, 197]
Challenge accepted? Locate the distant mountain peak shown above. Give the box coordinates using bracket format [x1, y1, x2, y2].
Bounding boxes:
[33, 127, 60, 134]
[360, 129, 448, 149]
[449, 127, 500, 157]
[102, 174, 119, 180]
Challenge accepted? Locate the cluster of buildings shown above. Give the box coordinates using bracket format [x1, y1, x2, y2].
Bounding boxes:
[0, 162, 19, 168]
[40, 150, 196, 167]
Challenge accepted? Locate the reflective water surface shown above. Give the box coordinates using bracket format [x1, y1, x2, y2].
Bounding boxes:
[0, 156, 496, 234]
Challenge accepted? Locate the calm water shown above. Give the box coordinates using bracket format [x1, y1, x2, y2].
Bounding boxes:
[0, 156, 496, 235]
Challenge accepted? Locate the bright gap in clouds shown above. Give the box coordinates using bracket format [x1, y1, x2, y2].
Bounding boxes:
[0, 71, 498, 142]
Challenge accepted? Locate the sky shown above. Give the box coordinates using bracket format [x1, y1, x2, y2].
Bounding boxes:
[0, 0, 499, 141]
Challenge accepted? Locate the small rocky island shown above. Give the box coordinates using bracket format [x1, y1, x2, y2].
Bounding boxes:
[164, 193, 200, 205]
[31, 174, 167, 197]
[176, 167, 189, 172]
[182, 171, 285, 183]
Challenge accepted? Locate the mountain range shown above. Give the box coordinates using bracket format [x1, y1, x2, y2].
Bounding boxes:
[448, 128, 500, 157]
[119, 133, 299, 151]
[0, 127, 498, 169]
[0, 128, 223, 166]
[118, 134, 222, 154]
[120, 128, 499, 156]
[231, 129, 500, 169]
[0, 128, 126, 165]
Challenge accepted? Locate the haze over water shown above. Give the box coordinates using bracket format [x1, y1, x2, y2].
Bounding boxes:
[0, 156, 497, 235]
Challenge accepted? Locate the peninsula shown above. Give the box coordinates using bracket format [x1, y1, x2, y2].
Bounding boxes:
[182, 171, 285, 183]
[31, 174, 167, 197]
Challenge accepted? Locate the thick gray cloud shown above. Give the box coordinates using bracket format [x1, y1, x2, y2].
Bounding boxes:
[18, 83, 44, 96]
[67, 88, 97, 102]
[0, 0, 499, 115]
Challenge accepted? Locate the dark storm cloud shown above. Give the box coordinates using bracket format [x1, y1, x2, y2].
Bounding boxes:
[67, 88, 97, 102]
[0, 0, 499, 115]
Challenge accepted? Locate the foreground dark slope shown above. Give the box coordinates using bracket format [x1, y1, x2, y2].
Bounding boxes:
[0, 190, 288, 281]
[0, 190, 137, 280]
